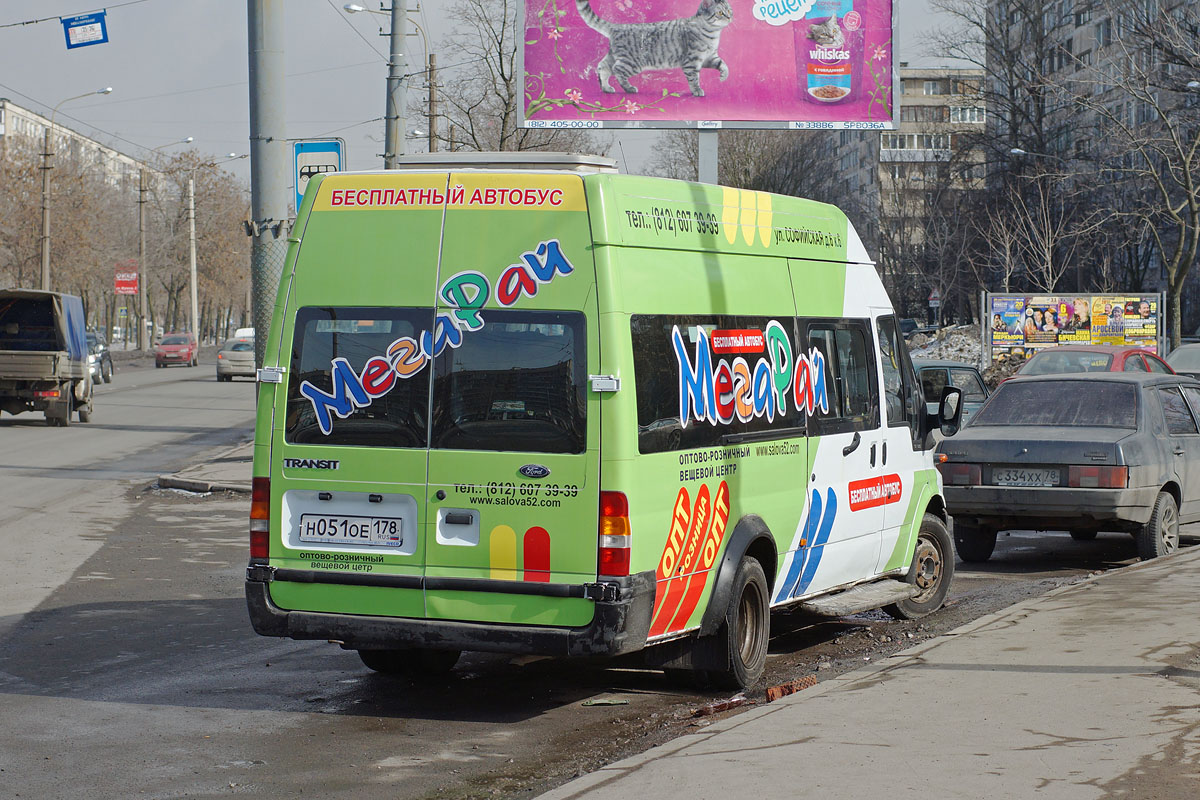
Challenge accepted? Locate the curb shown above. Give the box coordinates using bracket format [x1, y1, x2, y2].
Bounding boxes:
[156, 441, 253, 494]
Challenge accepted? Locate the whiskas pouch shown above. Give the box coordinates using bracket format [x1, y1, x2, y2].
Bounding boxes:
[796, 0, 862, 103]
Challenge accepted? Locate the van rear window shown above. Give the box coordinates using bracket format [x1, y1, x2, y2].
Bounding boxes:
[286, 307, 432, 447]
[431, 310, 586, 454]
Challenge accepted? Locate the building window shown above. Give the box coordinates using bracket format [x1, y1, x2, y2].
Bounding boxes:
[1076, 8, 1092, 26]
[1097, 18, 1112, 47]
[950, 106, 986, 123]
[923, 80, 945, 95]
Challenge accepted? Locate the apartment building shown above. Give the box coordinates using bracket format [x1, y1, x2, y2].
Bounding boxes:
[0, 98, 142, 192]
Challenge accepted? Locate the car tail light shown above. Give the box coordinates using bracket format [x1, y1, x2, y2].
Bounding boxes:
[33, 390, 60, 398]
[598, 491, 631, 577]
[217, 353, 224, 359]
[1068, 466, 1128, 488]
[938, 462, 982, 485]
[250, 477, 270, 561]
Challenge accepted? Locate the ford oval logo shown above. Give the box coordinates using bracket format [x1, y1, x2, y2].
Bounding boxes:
[519, 464, 551, 479]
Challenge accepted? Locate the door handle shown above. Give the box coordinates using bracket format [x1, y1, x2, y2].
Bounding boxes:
[870, 442, 877, 467]
[445, 513, 473, 525]
[843, 431, 861, 456]
[882, 441, 888, 464]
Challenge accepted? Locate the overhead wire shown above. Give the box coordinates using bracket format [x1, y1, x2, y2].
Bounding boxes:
[0, 0, 158, 29]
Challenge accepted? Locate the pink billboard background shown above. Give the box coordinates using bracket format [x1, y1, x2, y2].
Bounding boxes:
[522, 0, 895, 127]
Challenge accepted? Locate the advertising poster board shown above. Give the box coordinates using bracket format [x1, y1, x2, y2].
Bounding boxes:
[521, 1, 896, 130]
[985, 293, 1164, 363]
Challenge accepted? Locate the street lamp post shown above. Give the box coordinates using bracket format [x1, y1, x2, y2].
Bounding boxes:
[137, 136, 193, 350]
[187, 154, 247, 342]
[40, 87, 112, 292]
[345, 3, 432, 165]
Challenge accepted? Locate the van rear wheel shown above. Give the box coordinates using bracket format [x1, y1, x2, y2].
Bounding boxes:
[691, 556, 769, 691]
[358, 648, 461, 675]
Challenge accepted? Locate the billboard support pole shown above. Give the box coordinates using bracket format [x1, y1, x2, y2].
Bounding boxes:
[698, 130, 718, 184]
[981, 290, 989, 369]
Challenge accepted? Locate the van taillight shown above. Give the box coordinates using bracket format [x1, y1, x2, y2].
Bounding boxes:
[938, 463, 981, 486]
[1069, 466, 1128, 488]
[598, 491, 631, 577]
[250, 477, 270, 561]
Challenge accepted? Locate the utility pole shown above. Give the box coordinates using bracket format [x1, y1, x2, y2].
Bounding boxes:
[247, 0, 290, 367]
[40, 127, 52, 291]
[187, 178, 198, 339]
[428, 53, 438, 153]
[138, 169, 147, 350]
[384, 2, 407, 167]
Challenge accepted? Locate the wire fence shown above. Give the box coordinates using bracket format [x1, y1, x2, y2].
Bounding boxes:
[251, 237, 289, 368]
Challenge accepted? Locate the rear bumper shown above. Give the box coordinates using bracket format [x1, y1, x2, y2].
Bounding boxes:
[943, 485, 1159, 528]
[217, 361, 255, 376]
[245, 568, 656, 658]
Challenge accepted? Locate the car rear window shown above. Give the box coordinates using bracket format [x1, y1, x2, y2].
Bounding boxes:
[161, 336, 189, 345]
[224, 340, 253, 352]
[431, 310, 586, 453]
[973, 381, 1137, 428]
[0, 297, 58, 351]
[1169, 347, 1200, 371]
[1021, 350, 1113, 375]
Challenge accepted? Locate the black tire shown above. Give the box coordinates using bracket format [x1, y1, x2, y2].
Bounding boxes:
[1136, 492, 1180, 560]
[102, 361, 113, 383]
[954, 522, 996, 563]
[78, 404, 92, 423]
[358, 648, 461, 675]
[886, 513, 954, 620]
[691, 557, 770, 691]
[1069, 529, 1098, 541]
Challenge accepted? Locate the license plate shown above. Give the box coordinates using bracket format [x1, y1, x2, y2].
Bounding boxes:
[992, 467, 1059, 487]
[298, 514, 402, 547]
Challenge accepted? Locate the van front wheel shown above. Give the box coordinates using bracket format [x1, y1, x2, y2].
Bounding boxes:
[693, 556, 769, 691]
[886, 513, 954, 620]
[358, 648, 461, 675]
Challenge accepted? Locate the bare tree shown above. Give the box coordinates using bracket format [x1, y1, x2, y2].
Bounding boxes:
[437, 0, 602, 153]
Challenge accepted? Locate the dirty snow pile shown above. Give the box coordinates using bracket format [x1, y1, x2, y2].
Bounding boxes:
[907, 325, 983, 365]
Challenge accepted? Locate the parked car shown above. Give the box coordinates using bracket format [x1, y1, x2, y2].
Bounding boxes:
[914, 359, 989, 427]
[1016, 344, 1173, 377]
[1166, 343, 1200, 379]
[937, 372, 1200, 563]
[85, 330, 113, 384]
[154, 332, 198, 368]
[216, 337, 255, 381]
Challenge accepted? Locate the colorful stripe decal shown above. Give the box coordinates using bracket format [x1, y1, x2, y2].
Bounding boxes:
[489, 525, 517, 581]
[523, 526, 551, 583]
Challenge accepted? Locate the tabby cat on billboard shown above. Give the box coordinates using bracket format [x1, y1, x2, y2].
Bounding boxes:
[521, 0, 896, 129]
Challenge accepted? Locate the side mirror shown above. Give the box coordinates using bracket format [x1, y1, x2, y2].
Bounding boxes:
[939, 386, 963, 437]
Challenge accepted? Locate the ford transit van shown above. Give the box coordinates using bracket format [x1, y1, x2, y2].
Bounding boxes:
[246, 153, 961, 689]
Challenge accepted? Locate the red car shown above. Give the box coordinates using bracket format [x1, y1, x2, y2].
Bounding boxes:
[155, 332, 198, 368]
[1017, 345, 1173, 377]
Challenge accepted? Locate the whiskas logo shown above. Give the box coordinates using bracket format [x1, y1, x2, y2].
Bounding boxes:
[299, 239, 574, 435]
[810, 47, 851, 61]
[673, 322, 829, 428]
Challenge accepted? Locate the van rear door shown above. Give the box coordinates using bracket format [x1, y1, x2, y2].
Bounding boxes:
[423, 173, 601, 629]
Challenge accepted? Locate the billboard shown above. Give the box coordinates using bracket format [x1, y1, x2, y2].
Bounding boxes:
[985, 293, 1165, 362]
[521, 1, 896, 130]
[114, 262, 138, 296]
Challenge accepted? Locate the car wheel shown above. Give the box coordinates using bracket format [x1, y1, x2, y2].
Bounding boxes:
[954, 522, 997, 563]
[1136, 492, 1180, 560]
[357, 648, 460, 675]
[886, 513, 954, 620]
[101, 360, 113, 383]
[1069, 529, 1098, 541]
[690, 556, 769, 691]
[78, 404, 92, 423]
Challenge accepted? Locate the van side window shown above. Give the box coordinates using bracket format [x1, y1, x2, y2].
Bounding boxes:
[631, 314, 806, 454]
[431, 310, 586, 454]
[286, 307, 431, 447]
[876, 315, 924, 445]
[805, 320, 879, 434]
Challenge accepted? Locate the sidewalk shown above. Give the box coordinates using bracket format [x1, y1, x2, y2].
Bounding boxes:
[541, 549, 1200, 799]
[157, 441, 252, 493]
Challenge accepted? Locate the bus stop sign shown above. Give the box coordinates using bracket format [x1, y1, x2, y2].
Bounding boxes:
[293, 139, 344, 211]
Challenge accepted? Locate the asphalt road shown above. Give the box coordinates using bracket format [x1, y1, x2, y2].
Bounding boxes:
[0, 363, 1188, 799]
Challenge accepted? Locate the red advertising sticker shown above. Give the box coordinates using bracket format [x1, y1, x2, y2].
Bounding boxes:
[710, 329, 766, 354]
[848, 474, 904, 512]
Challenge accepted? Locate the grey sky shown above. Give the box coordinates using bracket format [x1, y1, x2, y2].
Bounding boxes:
[0, 1, 966, 183]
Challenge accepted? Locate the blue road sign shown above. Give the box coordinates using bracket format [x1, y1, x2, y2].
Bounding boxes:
[293, 139, 345, 211]
[62, 12, 108, 49]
